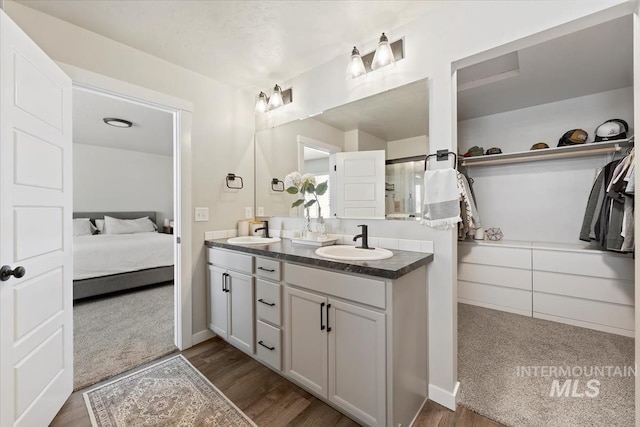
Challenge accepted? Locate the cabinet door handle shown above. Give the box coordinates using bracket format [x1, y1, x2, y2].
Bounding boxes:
[326, 303, 332, 332]
[221, 273, 227, 292]
[257, 266, 276, 272]
[258, 340, 275, 351]
[320, 302, 325, 331]
[223, 273, 230, 293]
[258, 298, 276, 307]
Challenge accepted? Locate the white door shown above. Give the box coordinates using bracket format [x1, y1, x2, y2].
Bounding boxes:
[227, 271, 254, 354]
[328, 299, 386, 426]
[0, 10, 73, 427]
[335, 150, 385, 219]
[284, 286, 328, 397]
[208, 265, 228, 339]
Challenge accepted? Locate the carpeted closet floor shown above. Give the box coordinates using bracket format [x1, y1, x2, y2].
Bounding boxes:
[73, 282, 177, 390]
[458, 303, 634, 427]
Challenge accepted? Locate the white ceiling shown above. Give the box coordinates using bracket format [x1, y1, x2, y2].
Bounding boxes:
[314, 79, 429, 141]
[18, 0, 439, 91]
[457, 16, 633, 121]
[73, 89, 174, 156]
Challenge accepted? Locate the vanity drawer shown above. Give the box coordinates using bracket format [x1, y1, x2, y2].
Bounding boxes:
[256, 257, 281, 282]
[208, 248, 253, 274]
[256, 320, 281, 371]
[285, 263, 385, 309]
[257, 279, 281, 326]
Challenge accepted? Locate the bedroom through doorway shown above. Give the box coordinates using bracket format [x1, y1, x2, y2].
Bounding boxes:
[71, 88, 178, 390]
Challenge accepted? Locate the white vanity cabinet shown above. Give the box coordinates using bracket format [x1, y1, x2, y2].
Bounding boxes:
[284, 263, 426, 427]
[207, 248, 255, 354]
[206, 242, 430, 427]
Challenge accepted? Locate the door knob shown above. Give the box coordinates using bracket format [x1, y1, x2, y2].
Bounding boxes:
[0, 265, 26, 281]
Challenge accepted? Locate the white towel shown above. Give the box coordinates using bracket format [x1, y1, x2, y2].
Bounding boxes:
[422, 168, 461, 229]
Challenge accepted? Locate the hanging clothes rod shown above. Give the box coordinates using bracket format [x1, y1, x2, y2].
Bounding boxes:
[462, 145, 625, 167]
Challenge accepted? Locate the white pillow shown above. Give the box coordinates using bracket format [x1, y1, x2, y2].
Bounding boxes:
[95, 219, 105, 234]
[73, 218, 95, 236]
[104, 216, 157, 234]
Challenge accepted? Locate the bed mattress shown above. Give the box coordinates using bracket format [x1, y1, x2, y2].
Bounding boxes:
[73, 232, 174, 280]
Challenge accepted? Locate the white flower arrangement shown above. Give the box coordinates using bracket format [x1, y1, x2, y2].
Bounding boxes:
[284, 171, 327, 210]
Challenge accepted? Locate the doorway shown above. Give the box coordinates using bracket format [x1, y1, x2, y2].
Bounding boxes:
[71, 87, 178, 389]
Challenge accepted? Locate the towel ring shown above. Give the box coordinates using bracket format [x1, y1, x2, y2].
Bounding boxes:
[425, 150, 457, 171]
[271, 178, 285, 192]
[226, 173, 243, 189]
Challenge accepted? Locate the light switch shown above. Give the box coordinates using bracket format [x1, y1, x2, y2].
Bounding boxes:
[257, 207, 265, 216]
[245, 207, 253, 219]
[194, 207, 209, 222]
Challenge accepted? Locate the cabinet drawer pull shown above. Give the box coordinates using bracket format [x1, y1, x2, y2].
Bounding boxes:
[258, 266, 276, 272]
[320, 302, 325, 331]
[258, 298, 276, 307]
[258, 340, 275, 351]
[326, 303, 332, 332]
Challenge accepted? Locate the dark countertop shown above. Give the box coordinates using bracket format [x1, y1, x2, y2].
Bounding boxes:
[205, 238, 433, 280]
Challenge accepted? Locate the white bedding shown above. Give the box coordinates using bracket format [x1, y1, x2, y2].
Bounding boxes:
[73, 232, 174, 280]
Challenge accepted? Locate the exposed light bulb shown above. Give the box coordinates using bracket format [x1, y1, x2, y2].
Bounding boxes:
[268, 84, 284, 109]
[371, 33, 396, 71]
[255, 91, 268, 113]
[350, 46, 366, 79]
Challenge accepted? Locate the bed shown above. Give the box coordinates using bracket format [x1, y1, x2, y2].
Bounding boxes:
[73, 211, 174, 300]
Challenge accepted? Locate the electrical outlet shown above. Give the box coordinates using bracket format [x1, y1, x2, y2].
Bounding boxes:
[257, 207, 265, 216]
[245, 207, 253, 219]
[194, 207, 209, 222]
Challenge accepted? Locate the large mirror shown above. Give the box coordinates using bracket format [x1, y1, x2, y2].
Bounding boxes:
[255, 78, 429, 220]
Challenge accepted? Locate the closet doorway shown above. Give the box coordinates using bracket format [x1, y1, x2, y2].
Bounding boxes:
[453, 12, 635, 427]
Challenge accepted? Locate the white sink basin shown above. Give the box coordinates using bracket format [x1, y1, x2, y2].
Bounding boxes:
[315, 245, 393, 261]
[227, 236, 281, 245]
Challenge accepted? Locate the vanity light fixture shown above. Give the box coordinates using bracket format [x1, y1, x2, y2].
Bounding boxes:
[254, 84, 293, 113]
[349, 33, 404, 78]
[255, 92, 268, 113]
[371, 33, 395, 70]
[103, 117, 133, 128]
[350, 47, 367, 79]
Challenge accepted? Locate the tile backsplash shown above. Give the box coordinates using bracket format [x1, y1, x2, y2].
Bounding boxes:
[204, 229, 434, 254]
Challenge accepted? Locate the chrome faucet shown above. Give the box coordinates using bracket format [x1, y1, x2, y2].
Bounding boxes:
[353, 224, 373, 249]
[255, 220, 270, 238]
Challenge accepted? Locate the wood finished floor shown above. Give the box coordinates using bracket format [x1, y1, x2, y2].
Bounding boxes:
[51, 337, 503, 426]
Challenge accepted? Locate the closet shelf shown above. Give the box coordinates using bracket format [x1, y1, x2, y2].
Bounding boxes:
[461, 137, 634, 167]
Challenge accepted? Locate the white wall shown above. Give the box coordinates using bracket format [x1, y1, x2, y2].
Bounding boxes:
[73, 144, 173, 226]
[255, 0, 634, 409]
[387, 135, 428, 160]
[4, 1, 255, 340]
[344, 129, 387, 153]
[459, 87, 634, 244]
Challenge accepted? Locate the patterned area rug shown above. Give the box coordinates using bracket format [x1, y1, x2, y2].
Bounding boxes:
[84, 355, 257, 427]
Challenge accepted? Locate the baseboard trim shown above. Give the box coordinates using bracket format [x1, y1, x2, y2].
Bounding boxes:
[428, 381, 460, 410]
[192, 329, 215, 346]
[409, 396, 429, 426]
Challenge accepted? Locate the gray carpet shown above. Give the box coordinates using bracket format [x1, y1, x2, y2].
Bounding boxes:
[74, 283, 177, 391]
[458, 303, 634, 427]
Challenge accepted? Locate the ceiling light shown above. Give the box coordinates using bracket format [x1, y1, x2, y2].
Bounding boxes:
[350, 47, 367, 79]
[268, 84, 284, 109]
[103, 117, 132, 128]
[255, 92, 268, 112]
[255, 84, 293, 113]
[371, 33, 396, 70]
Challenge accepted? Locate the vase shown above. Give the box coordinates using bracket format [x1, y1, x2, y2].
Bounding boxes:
[316, 206, 326, 237]
[303, 207, 312, 236]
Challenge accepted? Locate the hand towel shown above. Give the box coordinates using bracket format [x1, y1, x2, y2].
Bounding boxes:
[422, 168, 461, 229]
